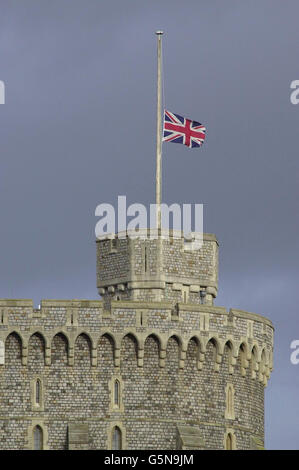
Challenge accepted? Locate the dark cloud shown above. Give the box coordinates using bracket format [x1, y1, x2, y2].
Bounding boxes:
[0, 0, 298, 448]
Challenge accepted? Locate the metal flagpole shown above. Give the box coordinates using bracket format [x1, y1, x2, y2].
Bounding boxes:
[155, 31, 163, 232]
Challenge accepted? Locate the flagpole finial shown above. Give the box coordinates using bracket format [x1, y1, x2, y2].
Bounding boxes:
[155, 30, 164, 35]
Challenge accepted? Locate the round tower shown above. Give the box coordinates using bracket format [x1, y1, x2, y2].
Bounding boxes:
[0, 229, 273, 450]
[96, 229, 274, 450]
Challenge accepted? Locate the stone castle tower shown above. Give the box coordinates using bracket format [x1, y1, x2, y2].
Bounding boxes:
[0, 229, 273, 450]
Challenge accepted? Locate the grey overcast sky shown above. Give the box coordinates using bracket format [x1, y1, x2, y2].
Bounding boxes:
[0, 0, 298, 449]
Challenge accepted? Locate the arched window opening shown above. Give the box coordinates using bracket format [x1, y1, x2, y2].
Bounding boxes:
[112, 426, 122, 450]
[227, 387, 233, 415]
[225, 383, 235, 419]
[33, 426, 43, 450]
[226, 433, 233, 450]
[35, 379, 41, 406]
[114, 380, 120, 407]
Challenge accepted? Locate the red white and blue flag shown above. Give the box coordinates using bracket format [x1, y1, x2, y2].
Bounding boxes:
[163, 110, 206, 149]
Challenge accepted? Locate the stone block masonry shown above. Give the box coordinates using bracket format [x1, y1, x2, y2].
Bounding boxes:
[0, 231, 274, 449]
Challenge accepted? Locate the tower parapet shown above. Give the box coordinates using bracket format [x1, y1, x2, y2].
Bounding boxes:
[97, 230, 218, 306]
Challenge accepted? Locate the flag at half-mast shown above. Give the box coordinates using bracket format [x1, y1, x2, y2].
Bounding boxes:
[163, 110, 206, 149]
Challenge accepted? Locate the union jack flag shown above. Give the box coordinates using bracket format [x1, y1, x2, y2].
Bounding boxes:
[163, 110, 206, 148]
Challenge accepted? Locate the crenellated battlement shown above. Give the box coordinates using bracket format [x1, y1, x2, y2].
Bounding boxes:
[0, 298, 273, 386]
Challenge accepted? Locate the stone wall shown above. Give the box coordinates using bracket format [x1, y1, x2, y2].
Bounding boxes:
[97, 232, 219, 305]
[0, 298, 273, 450]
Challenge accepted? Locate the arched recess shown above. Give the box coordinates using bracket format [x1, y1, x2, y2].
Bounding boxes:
[28, 333, 46, 371]
[260, 349, 268, 384]
[33, 425, 43, 450]
[186, 337, 199, 371]
[3, 332, 23, 414]
[203, 338, 218, 371]
[98, 333, 115, 373]
[144, 334, 160, 371]
[250, 346, 258, 379]
[5, 332, 22, 365]
[107, 422, 126, 450]
[112, 426, 122, 450]
[186, 335, 205, 370]
[224, 429, 236, 450]
[166, 335, 180, 371]
[237, 342, 248, 377]
[164, 336, 180, 415]
[142, 334, 161, 413]
[51, 333, 68, 366]
[120, 334, 138, 375]
[27, 421, 49, 450]
[222, 341, 234, 374]
[181, 337, 201, 420]
[121, 332, 139, 350]
[74, 333, 92, 366]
